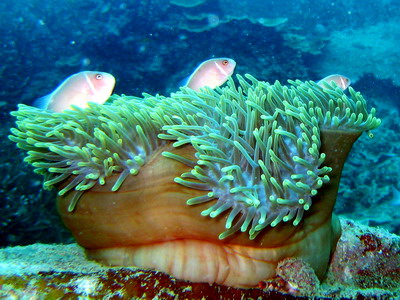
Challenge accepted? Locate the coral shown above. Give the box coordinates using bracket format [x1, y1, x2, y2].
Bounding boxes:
[280, 29, 329, 55]
[177, 13, 287, 33]
[259, 258, 320, 296]
[169, 0, 207, 8]
[9, 75, 380, 287]
[325, 219, 400, 298]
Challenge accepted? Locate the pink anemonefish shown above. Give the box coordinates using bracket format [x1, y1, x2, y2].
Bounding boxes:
[34, 71, 116, 112]
[184, 58, 236, 91]
[317, 74, 351, 91]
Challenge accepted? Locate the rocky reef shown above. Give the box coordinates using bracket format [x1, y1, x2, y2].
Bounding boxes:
[0, 219, 398, 299]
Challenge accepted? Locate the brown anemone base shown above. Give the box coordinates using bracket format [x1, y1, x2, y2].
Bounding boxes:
[86, 218, 339, 287]
[56, 135, 350, 288]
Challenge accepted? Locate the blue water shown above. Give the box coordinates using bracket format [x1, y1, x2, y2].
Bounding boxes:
[0, 0, 399, 246]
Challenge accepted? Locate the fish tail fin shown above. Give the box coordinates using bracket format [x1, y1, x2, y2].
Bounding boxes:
[32, 95, 51, 109]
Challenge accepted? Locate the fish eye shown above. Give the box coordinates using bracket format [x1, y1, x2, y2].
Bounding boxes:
[95, 74, 103, 80]
[222, 60, 229, 65]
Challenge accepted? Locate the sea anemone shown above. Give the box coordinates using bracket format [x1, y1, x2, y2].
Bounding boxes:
[9, 74, 380, 288]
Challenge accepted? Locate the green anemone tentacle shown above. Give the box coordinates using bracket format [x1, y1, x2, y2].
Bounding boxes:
[9, 74, 380, 238]
[10, 97, 165, 211]
[156, 75, 380, 239]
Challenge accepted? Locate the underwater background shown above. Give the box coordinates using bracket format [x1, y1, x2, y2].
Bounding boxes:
[0, 0, 399, 248]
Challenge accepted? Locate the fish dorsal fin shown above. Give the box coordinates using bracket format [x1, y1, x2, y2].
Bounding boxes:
[33, 94, 51, 109]
[179, 76, 190, 87]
